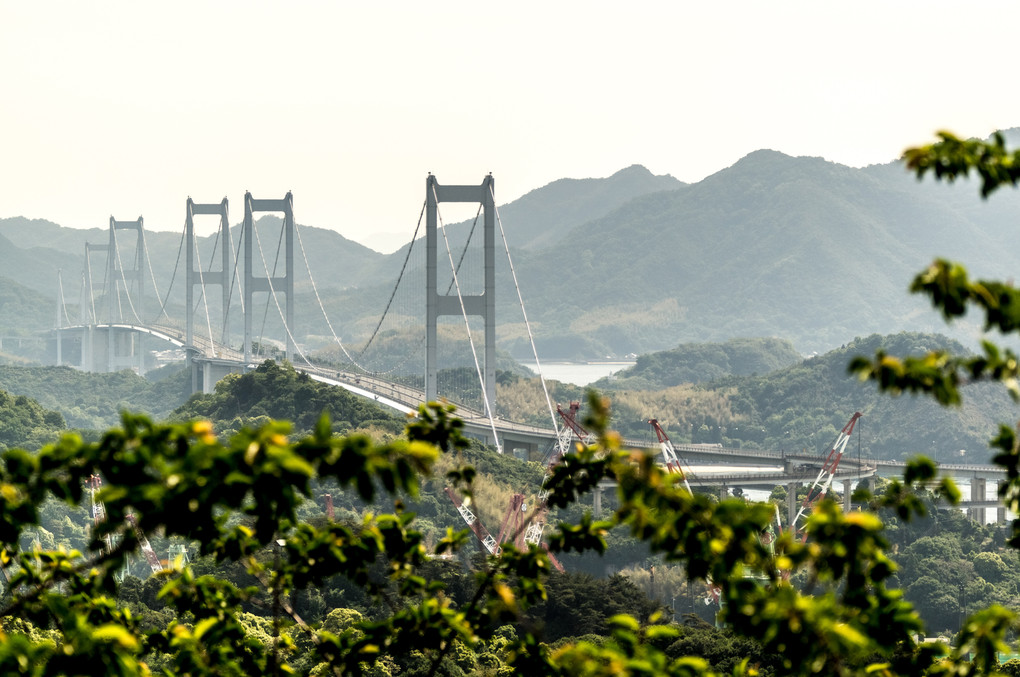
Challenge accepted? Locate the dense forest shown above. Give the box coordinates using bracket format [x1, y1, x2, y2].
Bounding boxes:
[2, 352, 1018, 656]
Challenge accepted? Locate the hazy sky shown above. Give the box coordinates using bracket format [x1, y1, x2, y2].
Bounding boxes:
[3, 2, 1019, 253]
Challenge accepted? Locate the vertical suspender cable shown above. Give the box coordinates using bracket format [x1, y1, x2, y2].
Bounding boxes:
[152, 222, 187, 326]
[139, 230, 165, 325]
[491, 187, 560, 439]
[191, 228, 218, 357]
[433, 185, 502, 453]
[251, 216, 312, 366]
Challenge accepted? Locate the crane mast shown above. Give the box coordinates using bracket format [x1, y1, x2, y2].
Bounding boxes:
[444, 487, 499, 555]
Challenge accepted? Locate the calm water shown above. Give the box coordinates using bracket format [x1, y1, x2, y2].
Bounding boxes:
[520, 362, 634, 387]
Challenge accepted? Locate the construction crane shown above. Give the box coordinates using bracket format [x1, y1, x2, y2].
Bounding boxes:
[648, 419, 693, 493]
[443, 401, 595, 572]
[790, 412, 863, 537]
[88, 474, 163, 576]
[522, 402, 595, 550]
[444, 486, 564, 571]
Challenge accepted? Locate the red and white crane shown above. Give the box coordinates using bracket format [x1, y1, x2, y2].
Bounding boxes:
[790, 412, 863, 537]
[444, 486, 564, 571]
[523, 402, 594, 549]
[648, 419, 693, 493]
[89, 474, 163, 575]
[445, 401, 594, 572]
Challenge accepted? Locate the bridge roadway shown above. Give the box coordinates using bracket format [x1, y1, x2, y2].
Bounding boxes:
[59, 323, 1007, 500]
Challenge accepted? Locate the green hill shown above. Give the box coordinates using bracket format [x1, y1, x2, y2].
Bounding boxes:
[171, 359, 403, 437]
[592, 333, 1015, 463]
[592, 337, 802, 390]
[0, 364, 192, 430]
[0, 274, 56, 333]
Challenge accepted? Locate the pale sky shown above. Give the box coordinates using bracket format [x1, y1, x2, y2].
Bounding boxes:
[2, 1, 1018, 253]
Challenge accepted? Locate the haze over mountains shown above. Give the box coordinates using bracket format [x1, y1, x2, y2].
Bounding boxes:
[4, 135, 1020, 359]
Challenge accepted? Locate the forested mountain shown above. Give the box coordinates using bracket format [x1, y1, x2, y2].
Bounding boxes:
[0, 388, 65, 450]
[0, 275, 54, 333]
[462, 164, 684, 251]
[7, 136, 1020, 362]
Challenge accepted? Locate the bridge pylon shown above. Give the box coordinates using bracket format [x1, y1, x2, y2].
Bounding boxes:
[242, 192, 295, 366]
[425, 174, 496, 411]
[106, 216, 149, 373]
[80, 242, 108, 371]
[77, 215, 151, 375]
[186, 198, 232, 390]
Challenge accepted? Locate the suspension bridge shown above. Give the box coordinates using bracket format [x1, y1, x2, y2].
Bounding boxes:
[43, 173, 1020, 529]
[51, 177, 567, 456]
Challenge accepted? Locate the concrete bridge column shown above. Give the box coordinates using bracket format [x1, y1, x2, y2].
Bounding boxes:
[593, 484, 602, 517]
[787, 482, 799, 529]
[970, 477, 987, 525]
[843, 480, 853, 512]
[998, 481, 1007, 525]
[719, 484, 728, 501]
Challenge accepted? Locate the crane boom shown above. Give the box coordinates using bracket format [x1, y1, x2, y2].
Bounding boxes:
[648, 419, 693, 493]
[444, 487, 500, 555]
[525, 402, 595, 547]
[791, 412, 863, 536]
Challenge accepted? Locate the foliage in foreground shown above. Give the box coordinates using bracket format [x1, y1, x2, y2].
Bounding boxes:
[0, 393, 996, 677]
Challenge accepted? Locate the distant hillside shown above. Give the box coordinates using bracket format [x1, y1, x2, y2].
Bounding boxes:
[596, 332, 1014, 463]
[505, 149, 1020, 357]
[485, 164, 684, 251]
[591, 337, 802, 390]
[0, 365, 192, 430]
[0, 215, 384, 304]
[0, 275, 54, 332]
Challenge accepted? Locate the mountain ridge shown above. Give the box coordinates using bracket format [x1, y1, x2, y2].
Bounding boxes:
[3, 149, 1020, 359]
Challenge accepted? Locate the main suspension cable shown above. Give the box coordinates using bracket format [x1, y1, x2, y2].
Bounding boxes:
[97, 245, 109, 324]
[293, 218, 358, 364]
[152, 221, 187, 325]
[356, 200, 426, 361]
[57, 271, 72, 326]
[86, 248, 100, 324]
[139, 229, 165, 325]
[255, 219, 286, 360]
[191, 226, 218, 357]
[222, 220, 246, 347]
